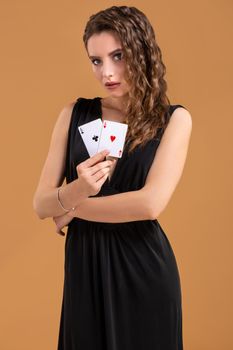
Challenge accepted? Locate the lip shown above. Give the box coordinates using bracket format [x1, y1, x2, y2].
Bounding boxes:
[105, 81, 120, 86]
[105, 82, 121, 89]
[105, 84, 120, 90]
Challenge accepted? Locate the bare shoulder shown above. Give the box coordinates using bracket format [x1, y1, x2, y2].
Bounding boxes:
[160, 106, 192, 143]
[62, 100, 77, 113]
[55, 100, 77, 135]
[169, 106, 192, 130]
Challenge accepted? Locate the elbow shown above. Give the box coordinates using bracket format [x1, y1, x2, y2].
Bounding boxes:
[141, 189, 159, 220]
[33, 196, 45, 220]
[149, 208, 159, 221]
[148, 202, 163, 221]
[146, 202, 158, 221]
[145, 189, 172, 220]
[149, 202, 168, 220]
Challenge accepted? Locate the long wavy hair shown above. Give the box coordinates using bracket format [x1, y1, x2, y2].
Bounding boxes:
[83, 5, 171, 154]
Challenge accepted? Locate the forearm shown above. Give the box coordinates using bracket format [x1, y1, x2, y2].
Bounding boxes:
[69, 188, 153, 223]
[33, 179, 87, 220]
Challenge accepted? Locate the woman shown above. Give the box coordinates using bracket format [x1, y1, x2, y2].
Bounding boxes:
[33, 5, 192, 350]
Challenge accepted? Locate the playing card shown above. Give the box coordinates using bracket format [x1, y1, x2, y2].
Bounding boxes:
[78, 118, 102, 157]
[97, 120, 128, 158]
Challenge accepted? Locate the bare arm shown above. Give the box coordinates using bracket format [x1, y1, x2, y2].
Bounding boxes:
[143, 107, 193, 218]
[33, 101, 87, 220]
[67, 188, 152, 223]
[66, 107, 192, 223]
[34, 181, 88, 220]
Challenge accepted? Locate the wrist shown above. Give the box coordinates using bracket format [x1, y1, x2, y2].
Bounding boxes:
[57, 186, 76, 213]
[67, 197, 89, 218]
[74, 178, 89, 203]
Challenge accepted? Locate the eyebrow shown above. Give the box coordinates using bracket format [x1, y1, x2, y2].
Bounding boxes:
[88, 48, 122, 59]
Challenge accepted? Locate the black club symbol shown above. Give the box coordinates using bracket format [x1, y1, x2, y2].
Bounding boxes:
[92, 135, 99, 142]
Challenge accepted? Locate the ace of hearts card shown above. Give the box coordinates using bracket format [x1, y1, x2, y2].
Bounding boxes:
[97, 119, 128, 158]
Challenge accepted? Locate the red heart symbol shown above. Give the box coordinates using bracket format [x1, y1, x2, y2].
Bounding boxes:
[110, 135, 116, 142]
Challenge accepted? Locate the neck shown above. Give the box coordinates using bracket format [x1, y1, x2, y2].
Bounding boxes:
[105, 94, 128, 114]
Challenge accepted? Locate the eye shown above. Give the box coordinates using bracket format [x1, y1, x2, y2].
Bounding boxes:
[91, 58, 100, 66]
[114, 52, 123, 61]
[91, 52, 123, 66]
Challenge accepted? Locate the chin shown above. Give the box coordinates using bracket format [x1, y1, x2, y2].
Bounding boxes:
[108, 88, 126, 95]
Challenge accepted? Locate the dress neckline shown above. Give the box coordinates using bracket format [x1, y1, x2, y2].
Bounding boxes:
[95, 96, 126, 124]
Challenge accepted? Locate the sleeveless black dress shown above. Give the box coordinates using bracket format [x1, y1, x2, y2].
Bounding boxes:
[57, 96, 186, 350]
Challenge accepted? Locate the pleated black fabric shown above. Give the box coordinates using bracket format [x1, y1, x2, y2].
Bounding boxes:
[57, 96, 186, 350]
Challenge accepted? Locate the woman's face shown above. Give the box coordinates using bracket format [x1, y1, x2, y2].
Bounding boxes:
[86, 31, 130, 97]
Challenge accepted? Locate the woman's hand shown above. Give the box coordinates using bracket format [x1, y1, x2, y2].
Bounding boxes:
[76, 149, 116, 197]
[53, 212, 74, 236]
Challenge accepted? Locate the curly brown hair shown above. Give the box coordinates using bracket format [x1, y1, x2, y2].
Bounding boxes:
[83, 5, 172, 154]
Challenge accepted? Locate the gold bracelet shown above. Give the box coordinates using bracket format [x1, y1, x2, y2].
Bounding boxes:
[57, 187, 75, 212]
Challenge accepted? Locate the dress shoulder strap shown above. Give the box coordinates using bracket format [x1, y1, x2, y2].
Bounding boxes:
[168, 104, 187, 120]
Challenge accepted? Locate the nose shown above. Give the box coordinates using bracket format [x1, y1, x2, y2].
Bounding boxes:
[102, 59, 115, 79]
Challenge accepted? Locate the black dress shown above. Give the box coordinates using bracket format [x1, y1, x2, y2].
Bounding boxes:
[57, 96, 186, 350]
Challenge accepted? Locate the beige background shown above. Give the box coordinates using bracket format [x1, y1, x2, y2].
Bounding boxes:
[0, 1, 232, 349]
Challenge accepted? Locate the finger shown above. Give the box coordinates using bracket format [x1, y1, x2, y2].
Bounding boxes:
[56, 228, 65, 236]
[88, 159, 113, 177]
[95, 172, 109, 186]
[81, 149, 110, 168]
[91, 166, 111, 182]
[67, 210, 75, 217]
